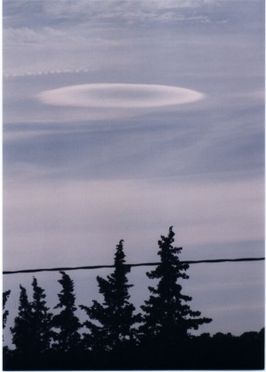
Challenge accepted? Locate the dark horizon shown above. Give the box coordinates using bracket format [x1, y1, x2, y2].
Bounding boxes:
[3, 228, 265, 369]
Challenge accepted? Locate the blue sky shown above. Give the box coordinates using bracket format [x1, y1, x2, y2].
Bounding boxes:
[3, 0, 264, 339]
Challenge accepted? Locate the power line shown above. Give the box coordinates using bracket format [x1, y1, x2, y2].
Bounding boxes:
[3, 257, 265, 275]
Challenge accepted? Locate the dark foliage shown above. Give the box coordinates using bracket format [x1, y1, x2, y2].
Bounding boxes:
[133, 329, 265, 370]
[31, 277, 53, 353]
[10, 285, 34, 356]
[3, 230, 264, 370]
[140, 226, 212, 344]
[10, 279, 53, 356]
[3, 290, 11, 329]
[52, 271, 81, 352]
[3, 329, 264, 370]
[81, 240, 140, 352]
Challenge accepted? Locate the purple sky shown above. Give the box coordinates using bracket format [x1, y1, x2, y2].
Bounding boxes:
[3, 0, 264, 342]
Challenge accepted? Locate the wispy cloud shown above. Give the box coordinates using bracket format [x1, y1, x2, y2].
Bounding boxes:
[4, 0, 221, 26]
[4, 175, 263, 268]
[4, 69, 89, 79]
[4, 0, 263, 80]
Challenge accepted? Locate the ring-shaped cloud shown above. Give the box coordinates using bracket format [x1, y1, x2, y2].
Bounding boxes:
[38, 83, 205, 109]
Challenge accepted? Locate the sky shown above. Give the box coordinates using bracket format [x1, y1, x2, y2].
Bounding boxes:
[3, 0, 265, 342]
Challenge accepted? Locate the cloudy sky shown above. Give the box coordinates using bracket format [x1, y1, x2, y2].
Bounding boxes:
[3, 0, 264, 339]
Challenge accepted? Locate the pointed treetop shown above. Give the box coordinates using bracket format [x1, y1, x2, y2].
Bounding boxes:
[81, 239, 140, 351]
[140, 226, 212, 341]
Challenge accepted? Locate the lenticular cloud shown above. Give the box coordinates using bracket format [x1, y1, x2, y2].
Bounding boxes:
[38, 83, 205, 109]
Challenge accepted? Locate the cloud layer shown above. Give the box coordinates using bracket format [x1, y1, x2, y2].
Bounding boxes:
[3, 0, 264, 338]
[38, 83, 205, 109]
[4, 176, 264, 269]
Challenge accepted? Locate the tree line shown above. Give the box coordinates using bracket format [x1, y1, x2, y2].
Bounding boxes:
[3, 227, 264, 370]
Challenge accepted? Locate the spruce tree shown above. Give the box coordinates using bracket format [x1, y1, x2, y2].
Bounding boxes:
[11, 280, 52, 355]
[140, 226, 211, 344]
[31, 277, 53, 353]
[11, 285, 34, 355]
[3, 290, 11, 329]
[52, 271, 81, 352]
[81, 240, 140, 351]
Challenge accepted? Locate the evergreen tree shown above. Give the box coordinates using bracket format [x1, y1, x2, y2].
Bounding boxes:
[81, 240, 140, 351]
[11, 280, 52, 355]
[31, 277, 53, 353]
[11, 285, 34, 355]
[3, 290, 11, 329]
[140, 226, 211, 344]
[52, 271, 81, 352]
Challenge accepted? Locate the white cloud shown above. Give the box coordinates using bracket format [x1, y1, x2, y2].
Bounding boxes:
[38, 83, 205, 109]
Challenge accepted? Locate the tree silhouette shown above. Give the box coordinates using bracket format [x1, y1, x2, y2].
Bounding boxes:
[140, 226, 212, 344]
[3, 290, 11, 329]
[81, 240, 140, 351]
[31, 277, 53, 353]
[52, 271, 81, 352]
[10, 280, 52, 356]
[11, 285, 34, 355]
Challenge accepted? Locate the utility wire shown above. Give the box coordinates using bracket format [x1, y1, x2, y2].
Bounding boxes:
[3, 257, 265, 275]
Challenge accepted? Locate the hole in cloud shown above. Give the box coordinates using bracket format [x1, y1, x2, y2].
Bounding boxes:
[38, 83, 205, 109]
